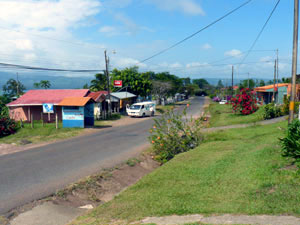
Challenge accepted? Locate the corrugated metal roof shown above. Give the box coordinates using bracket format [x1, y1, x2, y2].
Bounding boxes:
[7, 89, 90, 106]
[88, 91, 107, 102]
[111, 92, 136, 99]
[255, 83, 289, 92]
[58, 97, 93, 106]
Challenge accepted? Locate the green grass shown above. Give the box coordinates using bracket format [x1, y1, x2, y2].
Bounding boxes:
[71, 121, 300, 225]
[156, 104, 176, 114]
[208, 103, 264, 127]
[1, 121, 83, 145]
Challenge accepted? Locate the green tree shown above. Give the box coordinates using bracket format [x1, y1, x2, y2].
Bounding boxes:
[33, 82, 40, 89]
[152, 72, 183, 96]
[239, 79, 255, 89]
[90, 73, 107, 91]
[193, 79, 209, 89]
[3, 79, 26, 98]
[259, 80, 265, 87]
[217, 80, 224, 88]
[110, 67, 152, 97]
[0, 95, 10, 117]
[40, 80, 51, 89]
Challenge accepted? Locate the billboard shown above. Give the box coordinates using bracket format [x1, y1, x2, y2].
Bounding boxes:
[114, 80, 122, 87]
[43, 104, 54, 113]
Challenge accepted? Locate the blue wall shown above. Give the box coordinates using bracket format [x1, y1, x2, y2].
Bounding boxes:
[63, 120, 84, 128]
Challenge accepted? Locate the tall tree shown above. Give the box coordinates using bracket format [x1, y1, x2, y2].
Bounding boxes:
[90, 73, 107, 91]
[152, 81, 172, 104]
[110, 67, 152, 97]
[259, 80, 266, 87]
[217, 80, 224, 88]
[193, 79, 209, 89]
[33, 82, 40, 89]
[3, 79, 26, 98]
[239, 79, 255, 89]
[40, 80, 51, 89]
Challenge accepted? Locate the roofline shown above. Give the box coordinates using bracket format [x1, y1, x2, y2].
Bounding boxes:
[7, 103, 59, 107]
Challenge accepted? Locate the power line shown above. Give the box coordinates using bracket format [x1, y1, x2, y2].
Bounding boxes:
[238, 0, 281, 67]
[139, 0, 253, 63]
[0, 62, 103, 73]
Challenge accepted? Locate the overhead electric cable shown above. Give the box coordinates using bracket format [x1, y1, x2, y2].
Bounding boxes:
[139, 0, 253, 63]
[238, 0, 281, 67]
[0, 62, 103, 73]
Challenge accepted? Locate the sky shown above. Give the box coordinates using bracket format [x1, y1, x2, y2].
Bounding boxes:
[0, 0, 297, 82]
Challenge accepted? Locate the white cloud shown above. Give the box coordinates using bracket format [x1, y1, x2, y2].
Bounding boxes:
[169, 62, 182, 68]
[202, 43, 212, 50]
[99, 26, 120, 36]
[0, 0, 101, 30]
[146, 0, 205, 15]
[0, 0, 104, 73]
[186, 62, 209, 68]
[112, 57, 147, 69]
[224, 49, 243, 58]
[11, 39, 34, 50]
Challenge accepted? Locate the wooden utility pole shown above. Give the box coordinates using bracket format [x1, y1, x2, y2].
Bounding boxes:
[273, 59, 277, 102]
[232, 65, 234, 96]
[104, 50, 112, 117]
[289, 0, 299, 123]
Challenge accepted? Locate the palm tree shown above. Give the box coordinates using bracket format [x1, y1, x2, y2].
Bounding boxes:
[40, 80, 51, 89]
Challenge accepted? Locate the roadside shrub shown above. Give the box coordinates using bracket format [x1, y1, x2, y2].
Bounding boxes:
[212, 96, 221, 102]
[149, 106, 203, 163]
[282, 96, 300, 115]
[280, 120, 300, 164]
[231, 88, 258, 115]
[262, 103, 284, 120]
[0, 117, 18, 138]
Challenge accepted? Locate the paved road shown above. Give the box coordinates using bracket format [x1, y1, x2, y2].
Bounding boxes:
[0, 97, 205, 214]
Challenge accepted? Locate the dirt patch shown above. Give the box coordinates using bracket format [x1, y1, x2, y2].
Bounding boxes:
[4, 153, 160, 222]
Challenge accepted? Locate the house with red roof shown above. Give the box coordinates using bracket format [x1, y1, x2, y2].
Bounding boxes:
[7, 89, 90, 122]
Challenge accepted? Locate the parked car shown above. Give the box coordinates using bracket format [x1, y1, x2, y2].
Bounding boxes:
[219, 100, 227, 105]
[126, 102, 156, 117]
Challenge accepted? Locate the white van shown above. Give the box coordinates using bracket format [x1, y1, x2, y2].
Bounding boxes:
[126, 102, 156, 117]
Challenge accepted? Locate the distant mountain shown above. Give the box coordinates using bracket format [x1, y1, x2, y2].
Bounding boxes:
[0, 71, 94, 92]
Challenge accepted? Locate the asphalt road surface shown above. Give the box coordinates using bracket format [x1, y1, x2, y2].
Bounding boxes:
[0, 96, 205, 214]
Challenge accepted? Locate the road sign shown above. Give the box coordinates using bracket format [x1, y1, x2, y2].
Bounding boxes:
[114, 80, 122, 87]
[43, 104, 54, 113]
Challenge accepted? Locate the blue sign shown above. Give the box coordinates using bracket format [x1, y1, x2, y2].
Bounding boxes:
[43, 104, 54, 113]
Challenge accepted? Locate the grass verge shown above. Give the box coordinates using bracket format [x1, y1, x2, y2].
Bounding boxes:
[0, 121, 83, 145]
[71, 120, 299, 225]
[208, 103, 264, 127]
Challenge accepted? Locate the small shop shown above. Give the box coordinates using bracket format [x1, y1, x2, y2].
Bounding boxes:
[58, 97, 95, 128]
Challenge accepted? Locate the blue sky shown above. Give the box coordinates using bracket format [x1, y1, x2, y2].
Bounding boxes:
[0, 0, 296, 82]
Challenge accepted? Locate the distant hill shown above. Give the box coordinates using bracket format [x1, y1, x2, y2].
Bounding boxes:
[0, 71, 94, 92]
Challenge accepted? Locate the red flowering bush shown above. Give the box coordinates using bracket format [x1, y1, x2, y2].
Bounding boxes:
[0, 117, 18, 138]
[230, 88, 258, 115]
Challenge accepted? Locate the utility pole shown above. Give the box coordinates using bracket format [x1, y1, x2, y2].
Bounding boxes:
[289, 0, 299, 123]
[104, 50, 112, 117]
[232, 65, 234, 96]
[273, 59, 277, 102]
